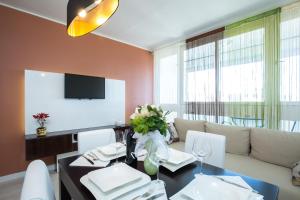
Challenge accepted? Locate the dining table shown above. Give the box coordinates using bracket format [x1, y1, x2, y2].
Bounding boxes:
[58, 155, 279, 200]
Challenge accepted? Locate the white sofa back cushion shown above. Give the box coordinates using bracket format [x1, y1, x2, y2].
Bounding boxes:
[21, 160, 55, 200]
[174, 118, 206, 142]
[250, 128, 300, 168]
[205, 122, 250, 156]
[185, 131, 226, 168]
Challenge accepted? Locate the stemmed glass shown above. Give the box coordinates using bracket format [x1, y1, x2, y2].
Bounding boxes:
[192, 138, 212, 175]
[121, 129, 128, 146]
[149, 140, 170, 186]
[114, 131, 128, 164]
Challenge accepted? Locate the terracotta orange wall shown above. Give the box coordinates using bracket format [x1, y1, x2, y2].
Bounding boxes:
[0, 5, 153, 176]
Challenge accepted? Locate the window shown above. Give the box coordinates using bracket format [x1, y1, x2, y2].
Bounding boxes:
[280, 17, 300, 102]
[279, 4, 300, 132]
[184, 42, 216, 102]
[154, 4, 300, 131]
[158, 54, 178, 104]
[219, 29, 264, 102]
[154, 44, 182, 123]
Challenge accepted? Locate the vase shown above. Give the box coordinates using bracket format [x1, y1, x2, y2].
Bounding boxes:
[144, 139, 159, 176]
[36, 127, 47, 137]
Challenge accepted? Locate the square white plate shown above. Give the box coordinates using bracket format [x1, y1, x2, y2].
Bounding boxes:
[93, 149, 126, 162]
[98, 143, 126, 156]
[88, 163, 141, 193]
[167, 148, 194, 165]
[162, 155, 197, 172]
[81, 165, 151, 200]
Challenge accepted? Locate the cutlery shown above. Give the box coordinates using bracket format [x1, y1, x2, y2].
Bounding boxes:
[82, 155, 94, 165]
[131, 188, 154, 200]
[180, 194, 194, 200]
[88, 152, 100, 161]
[213, 176, 259, 194]
[145, 193, 165, 200]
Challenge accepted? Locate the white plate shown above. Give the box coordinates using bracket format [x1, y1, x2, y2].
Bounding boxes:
[81, 166, 151, 200]
[162, 156, 197, 172]
[93, 149, 126, 162]
[167, 149, 194, 165]
[88, 163, 142, 193]
[180, 176, 255, 200]
[98, 143, 126, 156]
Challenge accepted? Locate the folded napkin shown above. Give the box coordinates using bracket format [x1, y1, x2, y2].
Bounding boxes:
[70, 154, 109, 167]
[118, 181, 168, 200]
[170, 175, 264, 200]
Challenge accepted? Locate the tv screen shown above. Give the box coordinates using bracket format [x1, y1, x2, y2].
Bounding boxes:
[64, 73, 105, 99]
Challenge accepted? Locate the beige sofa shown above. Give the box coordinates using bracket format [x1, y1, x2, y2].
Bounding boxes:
[170, 118, 300, 200]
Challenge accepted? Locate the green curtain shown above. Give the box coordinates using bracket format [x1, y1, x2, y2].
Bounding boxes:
[222, 8, 281, 129]
[264, 11, 281, 129]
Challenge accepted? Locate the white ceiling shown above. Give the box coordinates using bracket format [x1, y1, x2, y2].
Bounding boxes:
[0, 0, 296, 51]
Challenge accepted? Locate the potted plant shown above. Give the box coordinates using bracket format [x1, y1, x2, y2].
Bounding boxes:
[33, 113, 50, 136]
[130, 105, 169, 176]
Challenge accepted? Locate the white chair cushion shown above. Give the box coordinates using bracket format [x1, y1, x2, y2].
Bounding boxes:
[185, 131, 226, 168]
[21, 160, 55, 200]
[78, 128, 116, 154]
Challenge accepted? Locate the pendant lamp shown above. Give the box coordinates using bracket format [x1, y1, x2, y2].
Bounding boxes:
[67, 0, 119, 37]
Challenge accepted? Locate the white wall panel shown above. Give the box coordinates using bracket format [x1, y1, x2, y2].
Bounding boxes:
[25, 70, 125, 134]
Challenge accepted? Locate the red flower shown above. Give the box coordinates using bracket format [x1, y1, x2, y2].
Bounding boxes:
[33, 112, 50, 120]
[33, 113, 49, 128]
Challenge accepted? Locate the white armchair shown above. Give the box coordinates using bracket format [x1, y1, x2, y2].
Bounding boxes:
[21, 160, 55, 200]
[185, 130, 226, 168]
[78, 128, 116, 154]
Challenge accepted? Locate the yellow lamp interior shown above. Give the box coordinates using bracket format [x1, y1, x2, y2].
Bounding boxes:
[68, 0, 119, 37]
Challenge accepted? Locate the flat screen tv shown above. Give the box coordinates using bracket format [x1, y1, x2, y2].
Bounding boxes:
[65, 73, 105, 99]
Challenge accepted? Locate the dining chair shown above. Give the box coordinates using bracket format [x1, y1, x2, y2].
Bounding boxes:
[78, 128, 116, 154]
[21, 160, 55, 200]
[185, 130, 226, 168]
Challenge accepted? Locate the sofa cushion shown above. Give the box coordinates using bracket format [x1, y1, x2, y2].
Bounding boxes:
[167, 123, 180, 143]
[292, 161, 300, 186]
[174, 118, 205, 142]
[225, 153, 300, 200]
[205, 122, 250, 155]
[250, 128, 300, 168]
[169, 141, 185, 152]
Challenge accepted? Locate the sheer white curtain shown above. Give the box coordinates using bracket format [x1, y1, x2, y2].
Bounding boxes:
[280, 2, 300, 132]
[219, 27, 265, 128]
[184, 32, 223, 122]
[154, 43, 184, 122]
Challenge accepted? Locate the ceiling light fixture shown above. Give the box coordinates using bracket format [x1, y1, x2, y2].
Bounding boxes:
[67, 0, 119, 37]
[78, 9, 87, 18]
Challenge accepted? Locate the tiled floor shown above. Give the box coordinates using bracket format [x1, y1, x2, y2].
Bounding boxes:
[0, 172, 59, 200]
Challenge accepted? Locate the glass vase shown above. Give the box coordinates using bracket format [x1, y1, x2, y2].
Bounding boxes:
[143, 139, 159, 176]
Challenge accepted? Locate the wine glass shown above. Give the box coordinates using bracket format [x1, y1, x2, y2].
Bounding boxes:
[121, 130, 128, 146]
[149, 140, 170, 186]
[114, 132, 123, 164]
[192, 138, 212, 175]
